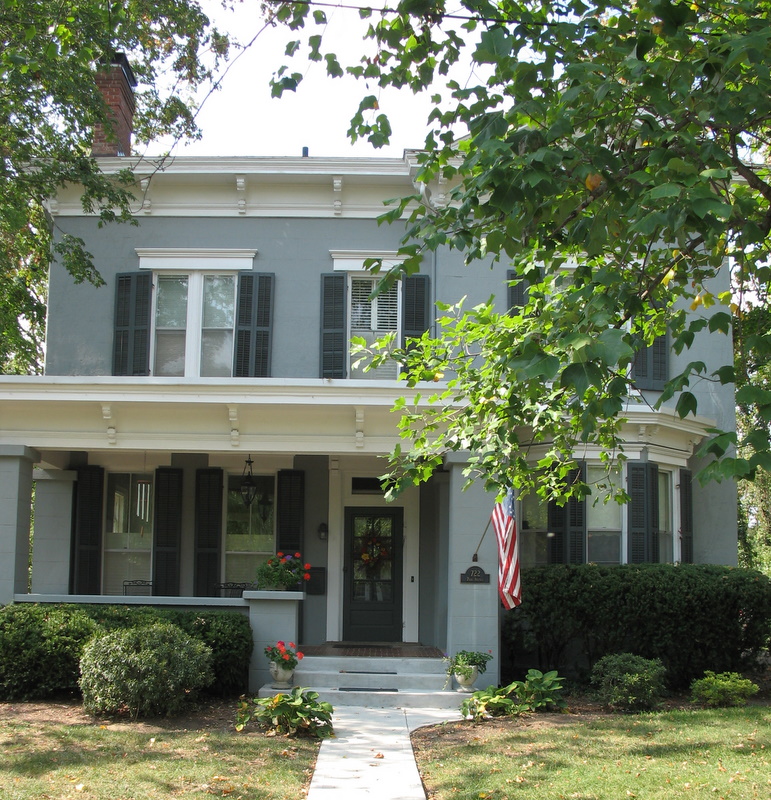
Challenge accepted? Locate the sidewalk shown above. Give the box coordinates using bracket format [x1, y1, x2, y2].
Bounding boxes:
[307, 705, 461, 799]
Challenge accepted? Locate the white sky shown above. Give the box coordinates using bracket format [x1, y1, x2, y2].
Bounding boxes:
[143, 0, 443, 159]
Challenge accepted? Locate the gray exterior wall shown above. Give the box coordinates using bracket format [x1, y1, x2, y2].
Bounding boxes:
[45, 216, 514, 378]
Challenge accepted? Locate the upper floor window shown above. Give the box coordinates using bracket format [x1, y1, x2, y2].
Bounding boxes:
[113, 249, 273, 378]
[321, 251, 430, 379]
[154, 273, 237, 377]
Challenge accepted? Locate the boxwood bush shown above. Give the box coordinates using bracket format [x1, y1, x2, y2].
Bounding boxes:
[79, 622, 213, 718]
[0, 603, 252, 700]
[503, 564, 771, 688]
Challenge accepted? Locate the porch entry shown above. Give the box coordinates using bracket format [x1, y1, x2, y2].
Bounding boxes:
[343, 507, 403, 642]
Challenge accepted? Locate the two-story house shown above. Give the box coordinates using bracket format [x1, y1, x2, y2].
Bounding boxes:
[0, 61, 738, 692]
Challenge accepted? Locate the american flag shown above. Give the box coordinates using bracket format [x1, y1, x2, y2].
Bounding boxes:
[492, 488, 521, 609]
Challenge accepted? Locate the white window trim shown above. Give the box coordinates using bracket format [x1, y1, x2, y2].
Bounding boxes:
[136, 248, 257, 271]
[330, 250, 401, 272]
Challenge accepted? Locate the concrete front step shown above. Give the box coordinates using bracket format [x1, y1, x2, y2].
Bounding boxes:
[258, 684, 466, 710]
[299, 655, 447, 674]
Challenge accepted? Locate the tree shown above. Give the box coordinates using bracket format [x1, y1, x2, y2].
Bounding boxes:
[269, 0, 771, 500]
[0, 0, 227, 373]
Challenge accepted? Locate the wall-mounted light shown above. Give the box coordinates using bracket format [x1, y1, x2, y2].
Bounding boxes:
[317, 523, 328, 541]
[240, 456, 258, 508]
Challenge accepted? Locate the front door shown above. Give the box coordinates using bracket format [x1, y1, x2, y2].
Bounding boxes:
[343, 507, 403, 642]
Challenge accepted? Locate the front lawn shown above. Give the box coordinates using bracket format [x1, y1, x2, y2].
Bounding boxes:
[412, 705, 771, 800]
[0, 699, 319, 800]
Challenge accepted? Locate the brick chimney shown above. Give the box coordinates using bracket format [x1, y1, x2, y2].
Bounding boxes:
[93, 54, 137, 157]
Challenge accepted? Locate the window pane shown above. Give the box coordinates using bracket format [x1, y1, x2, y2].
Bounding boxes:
[586, 465, 622, 530]
[351, 278, 373, 329]
[154, 330, 186, 376]
[520, 530, 550, 566]
[521, 492, 548, 533]
[201, 330, 234, 377]
[225, 475, 274, 585]
[156, 276, 188, 328]
[103, 552, 151, 595]
[588, 531, 621, 564]
[658, 471, 672, 563]
[203, 275, 235, 328]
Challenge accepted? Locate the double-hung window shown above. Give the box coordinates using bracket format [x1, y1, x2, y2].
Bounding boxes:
[154, 273, 237, 377]
[113, 249, 273, 378]
[320, 251, 430, 379]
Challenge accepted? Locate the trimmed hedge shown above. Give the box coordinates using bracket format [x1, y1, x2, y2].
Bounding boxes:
[503, 564, 771, 688]
[0, 603, 252, 700]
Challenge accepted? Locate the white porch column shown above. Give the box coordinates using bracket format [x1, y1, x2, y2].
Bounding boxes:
[31, 469, 77, 594]
[444, 457, 501, 688]
[0, 446, 39, 604]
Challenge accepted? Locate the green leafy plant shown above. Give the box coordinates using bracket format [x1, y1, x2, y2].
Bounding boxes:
[444, 650, 493, 682]
[265, 641, 304, 669]
[461, 669, 566, 721]
[591, 653, 667, 713]
[235, 688, 334, 739]
[690, 671, 760, 708]
[79, 622, 213, 719]
[255, 552, 312, 589]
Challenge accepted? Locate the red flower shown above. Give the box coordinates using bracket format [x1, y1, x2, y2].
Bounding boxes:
[282, 653, 290, 661]
[297, 652, 304, 660]
[277, 552, 284, 558]
[304, 563, 311, 570]
[294, 552, 302, 558]
[289, 642, 296, 649]
[303, 573, 311, 581]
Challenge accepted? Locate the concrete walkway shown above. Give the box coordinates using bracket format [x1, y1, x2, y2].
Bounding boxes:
[307, 706, 461, 799]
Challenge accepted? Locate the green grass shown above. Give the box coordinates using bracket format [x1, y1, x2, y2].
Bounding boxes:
[412, 705, 771, 800]
[0, 703, 319, 800]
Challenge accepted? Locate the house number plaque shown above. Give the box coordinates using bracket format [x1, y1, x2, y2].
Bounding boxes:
[460, 566, 490, 584]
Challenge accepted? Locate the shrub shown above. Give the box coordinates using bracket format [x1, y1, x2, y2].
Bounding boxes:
[0, 604, 101, 700]
[79, 622, 213, 718]
[503, 564, 771, 687]
[690, 671, 760, 707]
[591, 653, 667, 712]
[236, 688, 334, 738]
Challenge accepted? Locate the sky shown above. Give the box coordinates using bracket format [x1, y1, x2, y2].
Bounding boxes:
[143, 1, 444, 159]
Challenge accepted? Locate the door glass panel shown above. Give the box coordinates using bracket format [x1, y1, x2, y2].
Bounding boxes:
[351, 514, 394, 599]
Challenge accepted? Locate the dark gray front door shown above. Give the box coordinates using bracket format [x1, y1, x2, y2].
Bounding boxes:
[343, 507, 403, 642]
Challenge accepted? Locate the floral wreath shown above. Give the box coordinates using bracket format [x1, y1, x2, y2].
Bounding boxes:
[359, 532, 391, 572]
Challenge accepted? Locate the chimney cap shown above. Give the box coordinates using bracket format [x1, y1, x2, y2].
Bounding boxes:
[101, 53, 137, 89]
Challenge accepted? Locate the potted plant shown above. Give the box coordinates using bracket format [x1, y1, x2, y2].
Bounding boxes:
[264, 640, 305, 689]
[255, 552, 312, 590]
[444, 650, 493, 692]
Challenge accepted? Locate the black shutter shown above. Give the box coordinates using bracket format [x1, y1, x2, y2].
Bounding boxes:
[153, 467, 183, 596]
[276, 469, 305, 553]
[507, 269, 528, 310]
[679, 468, 694, 563]
[234, 273, 274, 377]
[627, 461, 659, 562]
[70, 466, 104, 594]
[631, 333, 668, 391]
[194, 468, 223, 596]
[320, 273, 347, 378]
[402, 274, 430, 344]
[113, 272, 151, 376]
[546, 465, 585, 564]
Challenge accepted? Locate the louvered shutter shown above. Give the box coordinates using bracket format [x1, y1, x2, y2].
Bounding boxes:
[113, 272, 151, 375]
[70, 466, 104, 594]
[679, 468, 694, 563]
[320, 273, 346, 378]
[194, 468, 223, 596]
[402, 274, 430, 343]
[153, 467, 183, 595]
[234, 273, 274, 377]
[546, 465, 585, 563]
[631, 333, 668, 391]
[627, 461, 659, 562]
[276, 469, 304, 553]
[507, 269, 528, 310]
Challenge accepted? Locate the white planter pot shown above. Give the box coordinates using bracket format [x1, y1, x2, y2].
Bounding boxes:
[269, 661, 295, 689]
[453, 665, 479, 693]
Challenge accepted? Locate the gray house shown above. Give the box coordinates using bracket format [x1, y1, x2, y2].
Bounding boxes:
[0, 62, 738, 696]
